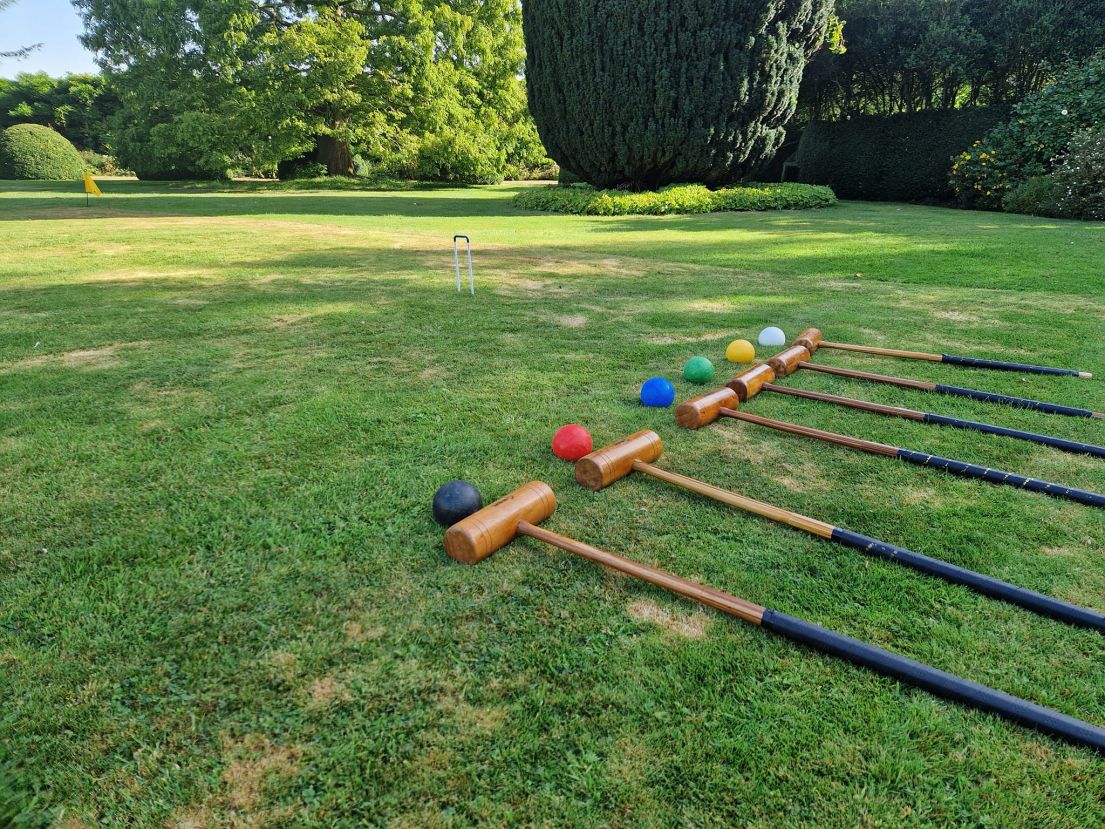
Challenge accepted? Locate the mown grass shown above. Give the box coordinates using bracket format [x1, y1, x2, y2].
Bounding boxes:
[0, 179, 1103, 828]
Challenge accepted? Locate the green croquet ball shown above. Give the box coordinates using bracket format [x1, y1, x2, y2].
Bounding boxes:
[683, 356, 715, 384]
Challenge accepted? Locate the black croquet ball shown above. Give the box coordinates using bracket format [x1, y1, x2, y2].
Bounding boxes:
[432, 480, 483, 527]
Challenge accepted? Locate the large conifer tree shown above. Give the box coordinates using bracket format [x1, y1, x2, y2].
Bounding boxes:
[523, 0, 834, 189]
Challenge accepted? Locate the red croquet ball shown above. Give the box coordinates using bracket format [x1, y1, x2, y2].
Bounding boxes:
[552, 424, 593, 462]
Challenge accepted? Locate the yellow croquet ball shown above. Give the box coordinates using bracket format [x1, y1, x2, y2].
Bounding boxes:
[725, 339, 756, 364]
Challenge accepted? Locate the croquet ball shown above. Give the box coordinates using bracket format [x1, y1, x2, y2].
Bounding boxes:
[758, 326, 786, 347]
[432, 480, 483, 527]
[726, 339, 756, 363]
[640, 377, 676, 407]
[552, 424, 593, 461]
[683, 356, 715, 384]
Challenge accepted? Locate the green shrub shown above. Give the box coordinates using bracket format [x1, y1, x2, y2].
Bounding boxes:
[79, 150, 131, 176]
[513, 183, 837, 216]
[1053, 127, 1105, 221]
[952, 51, 1105, 209]
[0, 123, 85, 180]
[413, 131, 505, 185]
[1002, 176, 1061, 217]
[279, 158, 328, 180]
[796, 109, 1007, 201]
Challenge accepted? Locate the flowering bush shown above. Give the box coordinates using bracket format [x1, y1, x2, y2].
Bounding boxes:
[1053, 127, 1105, 221]
[950, 143, 1015, 210]
[951, 50, 1105, 209]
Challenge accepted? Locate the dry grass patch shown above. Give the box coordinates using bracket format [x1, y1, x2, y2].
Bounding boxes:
[3, 340, 153, 373]
[220, 735, 301, 813]
[627, 599, 710, 639]
[646, 329, 731, 345]
[306, 675, 351, 708]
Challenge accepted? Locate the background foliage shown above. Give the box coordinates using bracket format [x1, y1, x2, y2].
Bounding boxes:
[796, 108, 1006, 201]
[950, 51, 1105, 213]
[0, 73, 114, 153]
[71, 0, 548, 182]
[799, 0, 1105, 120]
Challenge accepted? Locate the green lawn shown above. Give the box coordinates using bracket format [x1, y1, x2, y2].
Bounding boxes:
[1, 180, 1103, 828]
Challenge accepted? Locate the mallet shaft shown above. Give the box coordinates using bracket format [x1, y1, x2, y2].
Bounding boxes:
[799, 362, 1102, 418]
[758, 610, 1105, 751]
[818, 340, 1092, 378]
[632, 461, 836, 538]
[820, 340, 942, 362]
[763, 383, 1105, 459]
[719, 408, 1105, 508]
[517, 521, 766, 623]
[517, 521, 1105, 750]
[633, 460, 1104, 631]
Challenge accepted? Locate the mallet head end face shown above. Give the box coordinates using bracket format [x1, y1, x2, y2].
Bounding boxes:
[795, 327, 823, 353]
[444, 481, 557, 564]
[575, 430, 663, 491]
[1080, 372, 1093, 379]
[675, 387, 740, 429]
[727, 363, 777, 402]
[767, 345, 812, 378]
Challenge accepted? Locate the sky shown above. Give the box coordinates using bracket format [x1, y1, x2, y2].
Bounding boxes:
[1, 0, 99, 76]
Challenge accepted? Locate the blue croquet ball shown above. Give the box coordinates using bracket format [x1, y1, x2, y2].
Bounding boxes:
[640, 377, 676, 407]
[432, 480, 483, 527]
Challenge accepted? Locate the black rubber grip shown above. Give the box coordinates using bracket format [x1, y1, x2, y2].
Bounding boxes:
[923, 413, 1105, 459]
[934, 384, 1095, 418]
[941, 354, 1085, 377]
[760, 609, 1105, 752]
[830, 528, 1105, 631]
[895, 448, 1105, 508]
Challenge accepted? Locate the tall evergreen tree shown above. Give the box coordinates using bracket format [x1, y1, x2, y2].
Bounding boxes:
[522, 0, 834, 189]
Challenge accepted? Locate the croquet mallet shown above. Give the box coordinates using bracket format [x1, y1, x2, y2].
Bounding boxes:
[675, 384, 1105, 508]
[444, 480, 1105, 751]
[794, 328, 1102, 420]
[574, 430, 1104, 631]
[803, 328, 1092, 379]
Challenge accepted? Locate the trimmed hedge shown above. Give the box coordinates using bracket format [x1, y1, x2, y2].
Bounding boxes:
[0, 123, 85, 180]
[796, 109, 1006, 201]
[513, 183, 837, 215]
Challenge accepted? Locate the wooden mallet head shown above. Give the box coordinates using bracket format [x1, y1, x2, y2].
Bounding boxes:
[575, 430, 663, 491]
[444, 481, 558, 564]
[766, 344, 812, 378]
[795, 327, 823, 353]
[675, 387, 740, 429]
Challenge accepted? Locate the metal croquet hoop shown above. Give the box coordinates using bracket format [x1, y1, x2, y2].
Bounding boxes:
[453, 235, 474, 295]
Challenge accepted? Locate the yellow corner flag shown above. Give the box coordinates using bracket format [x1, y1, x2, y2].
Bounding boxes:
[83, 172, 103, 201]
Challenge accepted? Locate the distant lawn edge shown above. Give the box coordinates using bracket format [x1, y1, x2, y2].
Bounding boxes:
[513, 182, 837, 215]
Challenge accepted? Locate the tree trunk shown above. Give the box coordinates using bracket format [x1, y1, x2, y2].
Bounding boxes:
[316, 135, 354, 176]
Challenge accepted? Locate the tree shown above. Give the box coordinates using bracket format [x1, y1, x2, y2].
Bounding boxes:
[0, 72, 116, 151]
[522, 0, 833, 190]
[798, 0, 1105, 120]
[73, 0, 542, 180]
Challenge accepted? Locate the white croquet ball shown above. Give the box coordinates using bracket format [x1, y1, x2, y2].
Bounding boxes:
[758, 326, 786, 347]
